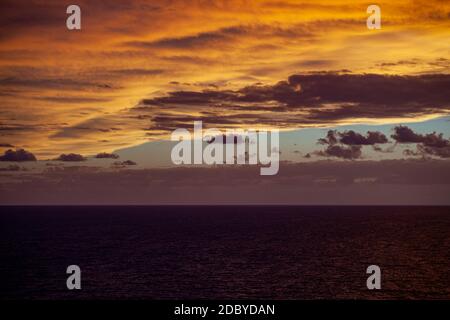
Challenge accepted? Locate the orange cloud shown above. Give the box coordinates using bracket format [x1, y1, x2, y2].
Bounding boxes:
[0, 0, 449, 157]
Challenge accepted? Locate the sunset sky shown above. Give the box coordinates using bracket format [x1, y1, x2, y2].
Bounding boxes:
[0, 0, 449, 204]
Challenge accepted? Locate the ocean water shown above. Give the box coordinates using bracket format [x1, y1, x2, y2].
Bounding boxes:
[0, 206, 449, 300]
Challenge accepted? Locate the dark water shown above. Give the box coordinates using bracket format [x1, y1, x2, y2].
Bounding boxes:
[1, 206, 449, 300]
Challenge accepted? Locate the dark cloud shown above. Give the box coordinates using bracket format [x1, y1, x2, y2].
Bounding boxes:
[108, 68, 165, 76]
[0, 77, 114, 91]
[161, 55, 215, 66]
[0, 143, 14, 147]
[50, 117, 125, 139]
[392, 126, 449, 147]
[145, 73, 444, 110]
[392, 126, 450, 158]
[135, 73, 450, 131]
[146, 114, 239, 132]
[375, 57, 450, 71]
[55, 153, 86, 162]
[318, 130, 339, 145]
[417, 145, 450, 158]
[315, 145, 362, 160]
[0, 149, 36, 161]
[376, 59, 420, 67]
[124, 25, 313, 50]
[291, 59, 336, 69]
[95, 152, 119, 159]
[319, 129, 386, 146]
[391, 126, 425, 143]
[35, 96, 112, 104]
[286, 73, 449, 107]
[129, 30, 229, 49]
[315, 129, 387, 159]
[141, 90, 237, 106]
[339, 130, 388, 145]
[428, 57, 450, 67]
[0, 0, 61, 39]
[141, 73, 449, 113]
[0, 124, 41, 132]
[113, 160, 137, 166]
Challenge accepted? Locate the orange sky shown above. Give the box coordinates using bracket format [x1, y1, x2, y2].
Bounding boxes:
[0, 0, 449, 157]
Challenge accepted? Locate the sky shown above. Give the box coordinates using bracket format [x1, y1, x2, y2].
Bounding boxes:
[0, 0, 449, 204]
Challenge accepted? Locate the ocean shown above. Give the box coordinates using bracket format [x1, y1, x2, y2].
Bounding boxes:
[1, 206, 449, 299]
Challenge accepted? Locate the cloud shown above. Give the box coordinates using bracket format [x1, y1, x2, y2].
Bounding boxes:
[35, 96, 112, 104]
[391, 126, 426, 143]
[127, 29, 231, 49]
[141, 90, 237, 106]
[392, 126, 450, 158]
[0, 149, 37, 161]
[124, 25, 314, 50]
[315, 145, 362, 160]
[108, 68, 165, 76]
[50, 117, 126, 139]
[0, 143, 14, 147]
[55, 153, 86, 162]
[1, 1, 449, 157]
[339, 130, 388, 145]
[417, 144, 450, 158]
[0, 77, 114, 91]
[0, 0, 61, 39]
[318, 130, 339, 145]
[318, 129, 388, 146]
[392, 126, 448, 146]
[315, 129, 388, 159]
[95, 152, 119, 159]
[122, 160, 137, 165]
[286, 73, 450, 108]
[113, 160, 137, 166]
[135, 73, 450, 132]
